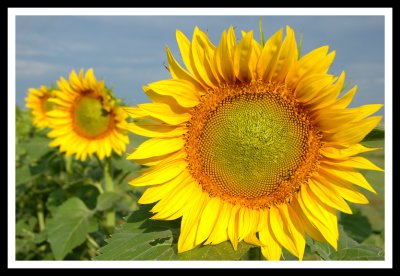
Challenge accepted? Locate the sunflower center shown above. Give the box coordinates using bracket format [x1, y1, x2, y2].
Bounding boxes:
[200, 93, 307, 198]
[73, 95, 111, 138]
[186, 81, 321, 208]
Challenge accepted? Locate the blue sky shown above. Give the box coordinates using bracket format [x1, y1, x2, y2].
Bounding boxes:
[15, 15, 384, 116]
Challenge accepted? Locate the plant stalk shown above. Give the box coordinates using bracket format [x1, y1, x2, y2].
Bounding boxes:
[65, 155, 72, 174]
[103, 156, 115, 233]
[37, 200, 45, 232]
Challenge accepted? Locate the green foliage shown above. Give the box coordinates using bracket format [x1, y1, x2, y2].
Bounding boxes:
[308, 226, 384, 260]
[47, 198, 98, 260]
[340, 209, 373, 243]
[363, 125, 384, 141]
[96, 192, 122, 211]
[15, 107, 140, 260]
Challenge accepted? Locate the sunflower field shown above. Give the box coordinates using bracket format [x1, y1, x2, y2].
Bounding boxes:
[15, 24, 385, 262]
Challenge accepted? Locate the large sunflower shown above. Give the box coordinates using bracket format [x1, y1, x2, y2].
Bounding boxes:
[126, 26, 383, 260]
[25, 85, 54, 129]
[47, 69, 129, 161]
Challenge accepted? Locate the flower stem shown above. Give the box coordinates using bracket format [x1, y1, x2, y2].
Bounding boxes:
[37, 199, 45, 232]
[259, 17, 265, 47]
[65, 155, 72, 174]
[86, 234, 100, 249]
[103, 156, 115, 233]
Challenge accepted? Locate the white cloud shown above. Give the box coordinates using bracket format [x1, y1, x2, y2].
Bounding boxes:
[16, 59, 56, 77]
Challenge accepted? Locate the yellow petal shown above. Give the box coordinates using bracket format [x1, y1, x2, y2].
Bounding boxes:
[226, 26, 237, 57]
[84, 68, 98, 90]
[151, 177, 197, 220]
[47, 125, 72, 137]
[290, 198, 326, 242]
[329, 85, 358, 109]
[196, 197, 222, 244]
[322, 156, 383, 172]
[123, 107, 150, 119]
[227, 204, 240, 250]
[269, 205, 298, 258]
[214, 30, 235, 83]
[147, 79, 200, 108]
[307, 71, 346, 110]
[259, 209, 282, 261]
[103, 137, 112, 157]
[127, 137, 184, 160]
[286, 46, 333, 89]
[176, 29, 195, 75]
[295, 74, 335, 103]
[308, 178, 352, 214]
[48, 98, 71, 108]
[134, 150, 186, 167]
[126, 122, 186, 138]
[129, 159, 187, 187]
[138, 103, 191, 125]
[237, 207, 253, 241]
[234, 31, 254, 82]
[138, 170, 189, 204]
[205, 201, 231, 245]
[324, 116, 382, 144]
[178, 189, 208, 252]
[190, 27, 218, 88]
[319, 165, 376, 193]
[47, 110, 70, 118]
[283, 204, 306, 260]
[244, 232, 263, 247]
[257, 28, 283, 80]
[166, 47, 205, 92]
[69, 70, 83, 91]
[314, 104, 383, 132]
[316, 172, 369, 204]
[269, 26, 298, 83]
[298, 185, 338, 249]
[320, 144, 380, 160]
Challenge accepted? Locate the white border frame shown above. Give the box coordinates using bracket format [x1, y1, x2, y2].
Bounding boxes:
[8, 7, 393, 269]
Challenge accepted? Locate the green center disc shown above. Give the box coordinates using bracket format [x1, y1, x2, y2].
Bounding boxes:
[199, 93, 309, 199]
[73, 96, 111, 138]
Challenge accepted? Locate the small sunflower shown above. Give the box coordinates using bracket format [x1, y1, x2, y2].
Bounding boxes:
[126, 26, 383, 260]
[25, 85, 54, 129]
[47, 69, 129, 161]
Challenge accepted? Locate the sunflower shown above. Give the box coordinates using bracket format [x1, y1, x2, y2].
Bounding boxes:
[47, 69, 129, 161]
[126, 26, 383, 260]
[25, 85, 54, 129]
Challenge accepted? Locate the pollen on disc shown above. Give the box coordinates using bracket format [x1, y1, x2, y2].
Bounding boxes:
[198, 93, 310, 199]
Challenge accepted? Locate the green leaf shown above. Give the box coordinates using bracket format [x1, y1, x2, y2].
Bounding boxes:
[66, 184, 100, 210]
[47, 197, 98, 260]
[96, 205, 254, 260]
[96, 192, 122, 211]
[95, 205, 178, 260]
[340, 209, 373, 243]
[112, 153, 140, 173]
[16, 165, 33, 186]
[281, 248, 298, 260]
[308, 225, 384, 260]
[20, 136, 52, 161]
[179, 241, 253, 260]
[46, 188, 68, 213]
[362, 125, 384, 141]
